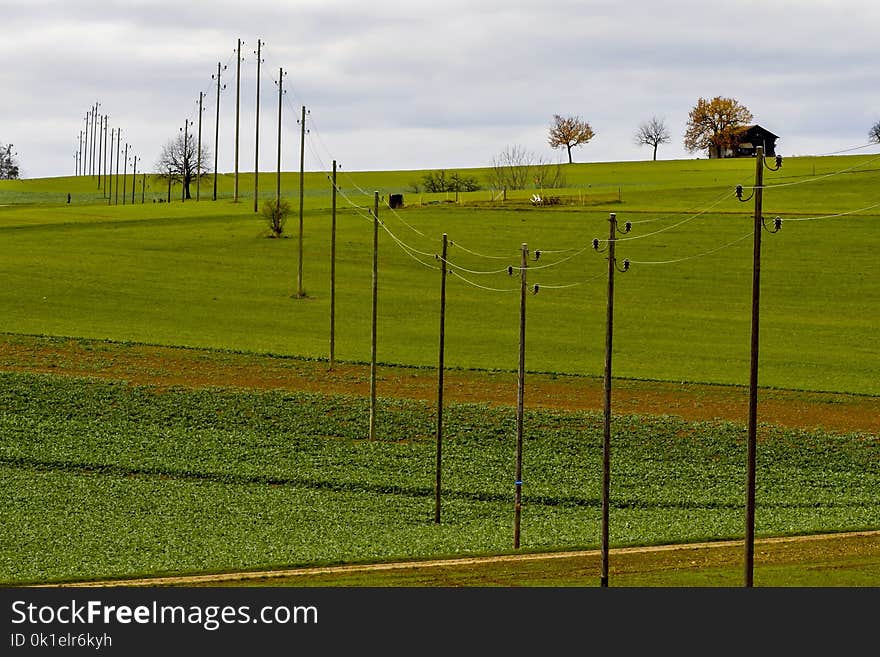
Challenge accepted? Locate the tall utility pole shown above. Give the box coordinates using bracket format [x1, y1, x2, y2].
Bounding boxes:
[80, 119, 87, 175]
[743, 148, 765, 589]
[114, 129, 121, 205]
[598, 211, 630, 587]
[329, 159, 337, 369]
[131, 155, 138, 205]
[368, 191, 379, 442]
[197, 92, 204, 201]
[77, 130, 83, 176]
[253, 39, 263, 213]
[102, 116, 109, 197]
[91, 102, 99, 178]
[233, 38, 242, 202]
[513, 243, 528, 549]
[107, 128, 114, 206]
[275, 68, 285, 206]
[181, 119, 192, 202]
[434, 232, 449, 524]
[297, 105, 307, 297]
[96, 114, 104, 190]
[84, 111, 91, 177]
[736, 147, 782, 587]
[122, 143, 129, 205]
[212, 62, 226, 201]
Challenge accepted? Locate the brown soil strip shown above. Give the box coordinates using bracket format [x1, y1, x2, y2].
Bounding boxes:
[0, 335, 877, 434]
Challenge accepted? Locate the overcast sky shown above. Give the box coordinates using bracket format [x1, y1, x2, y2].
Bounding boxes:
[2, 0, 879, 179]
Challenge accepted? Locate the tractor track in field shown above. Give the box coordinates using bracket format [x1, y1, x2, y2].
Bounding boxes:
[33, 530, 880, 588]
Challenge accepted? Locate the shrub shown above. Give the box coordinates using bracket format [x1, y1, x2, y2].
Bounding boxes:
[261, 199, 291, 238]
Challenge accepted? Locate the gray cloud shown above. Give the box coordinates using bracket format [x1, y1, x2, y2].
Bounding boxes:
[2, 0, 878, 178]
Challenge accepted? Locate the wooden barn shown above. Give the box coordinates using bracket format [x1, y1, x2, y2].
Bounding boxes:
[709, 124, 780, 158]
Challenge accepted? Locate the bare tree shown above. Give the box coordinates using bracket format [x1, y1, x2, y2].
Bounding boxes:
[489, 145, 534, 190]
[870, 120, 880, 144]
[634, 116, 671, 161]
[0, 143, 20, 179]
[548, 114, 595, 164]
[155, 132, 211, 200]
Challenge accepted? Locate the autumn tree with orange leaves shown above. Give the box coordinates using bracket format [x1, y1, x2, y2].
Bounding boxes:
[684, 96, 753, 158]
[548, 114, 595, 164]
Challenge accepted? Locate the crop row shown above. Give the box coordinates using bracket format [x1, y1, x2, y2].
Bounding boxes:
[1, 371, 876, 583]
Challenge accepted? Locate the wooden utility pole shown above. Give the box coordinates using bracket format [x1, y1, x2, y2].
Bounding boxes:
[253, 39, 263, 213]
[114, 128, 121, 205]
[233, 38, 242, 202]
[131, 155, 138, 205]
[329, 160, 337, 369]
[97, 115, 104, 190]
[297, 105, 306, 297]
[197, 91, 204, 202]
[212, 62, 225, 201]
[276, 68, 284, 206]
[513, 243, 528, 549]
[600, 211, 620, 587]
[141, 172, 146, 204]
[369, 191, 379, 441]
[107, 128, 114, 206]
[744, 146, 765, 588]
[102, 116, 109, 197]
[434, 233, 449, 524]
[121, 144, 128, 205]
[181, 119, 191, 202]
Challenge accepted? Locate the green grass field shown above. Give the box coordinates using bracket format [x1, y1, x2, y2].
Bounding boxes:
[1, 154, 878, 394]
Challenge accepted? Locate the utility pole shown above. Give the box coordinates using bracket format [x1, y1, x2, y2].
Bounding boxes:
[131, 155, 138, 205]
[96, 114, 104, 190]
[114, 128, 121, 205]
[329, 159, 337, 369]
[513, 242, 528, 549]
[233, 38, 242, 203]
[181, 119, 192, 202]
[82, 113, 89, 176]
[253, 39, 263, 213]
[141, 172, 146, 204]
[78, 127, 84, 176]
[86, 110, 92, 177]
[297, 105, 307, 298]
[107, 129, 114, 205]
[368, 191, 379, 442]
[596, 212, 631, 587]
[212, 62, 226, 201]
[122, 143, 128, 205]
[91, 102, 99, 178]
[102, 116, 109, 197]
[743, 148, 764, 589]
[197, 91, 204, 201]
[434, 233, 449, 524]
[275, 68, 285, 206]
[734, 147, 783, 587]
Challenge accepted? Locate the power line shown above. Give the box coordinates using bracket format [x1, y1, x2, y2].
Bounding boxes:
[780, 202, 880, 222]
[626, 230, 753, 265]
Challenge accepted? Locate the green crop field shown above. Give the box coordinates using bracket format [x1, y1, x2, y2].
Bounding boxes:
[1, 371, 876, 584]
[0, 155, 877, 586]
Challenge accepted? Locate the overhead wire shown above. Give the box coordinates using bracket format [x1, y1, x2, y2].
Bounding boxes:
[626, 230, 754, 265]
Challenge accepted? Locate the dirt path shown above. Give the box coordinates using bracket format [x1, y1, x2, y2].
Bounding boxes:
[1, 334, 877, 434]
[37, 530, 880, 587]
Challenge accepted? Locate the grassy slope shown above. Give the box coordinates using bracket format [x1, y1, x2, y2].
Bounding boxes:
[0, 155, 878, 393]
